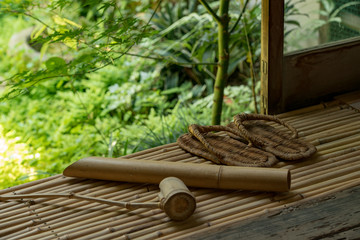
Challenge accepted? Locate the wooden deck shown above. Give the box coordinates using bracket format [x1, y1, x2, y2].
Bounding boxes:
[1, 92, 360, 239]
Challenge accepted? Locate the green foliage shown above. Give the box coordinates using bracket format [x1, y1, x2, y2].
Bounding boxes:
[0, 0, 264, 189]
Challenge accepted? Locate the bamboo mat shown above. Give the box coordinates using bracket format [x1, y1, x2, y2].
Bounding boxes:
[1, 97, 360, 240]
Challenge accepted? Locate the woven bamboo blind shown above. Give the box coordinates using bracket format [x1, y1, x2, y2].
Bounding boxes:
[1, 96, 360, 240]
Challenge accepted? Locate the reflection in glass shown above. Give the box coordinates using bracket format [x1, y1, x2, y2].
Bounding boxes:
[284, 0, 360, 53]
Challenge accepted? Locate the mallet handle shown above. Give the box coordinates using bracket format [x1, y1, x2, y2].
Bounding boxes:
[0, 193, 159, 209]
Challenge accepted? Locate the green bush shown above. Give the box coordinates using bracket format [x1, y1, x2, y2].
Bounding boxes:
[0, 1, 261, 189]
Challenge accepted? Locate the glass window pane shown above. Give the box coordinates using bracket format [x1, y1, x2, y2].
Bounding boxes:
[284, 0, 360, 53]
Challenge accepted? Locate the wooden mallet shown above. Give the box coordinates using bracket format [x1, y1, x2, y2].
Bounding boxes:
[0, 177, 196, 221]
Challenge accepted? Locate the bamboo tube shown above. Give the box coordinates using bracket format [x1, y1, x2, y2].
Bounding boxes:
[63, 157, 290, 192]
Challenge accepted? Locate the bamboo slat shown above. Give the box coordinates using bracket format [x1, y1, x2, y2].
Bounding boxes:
[1, 98, 360, 239]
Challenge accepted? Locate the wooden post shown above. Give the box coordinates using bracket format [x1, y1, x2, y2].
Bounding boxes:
[260, 0, 284, 114]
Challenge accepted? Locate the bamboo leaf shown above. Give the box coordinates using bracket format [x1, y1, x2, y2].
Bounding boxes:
[33, 25, 47, 39]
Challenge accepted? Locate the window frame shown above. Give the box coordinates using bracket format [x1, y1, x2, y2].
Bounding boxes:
[261, 0, 360, 114]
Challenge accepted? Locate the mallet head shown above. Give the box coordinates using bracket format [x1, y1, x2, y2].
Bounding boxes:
[158, 177, 196, 221]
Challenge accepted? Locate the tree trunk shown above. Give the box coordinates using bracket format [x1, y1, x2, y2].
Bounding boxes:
[212, 0, 230, 125]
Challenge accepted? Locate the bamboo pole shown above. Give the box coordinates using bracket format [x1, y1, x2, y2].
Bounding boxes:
[63, 157, 291, 192]
[212, 0, 230, 124]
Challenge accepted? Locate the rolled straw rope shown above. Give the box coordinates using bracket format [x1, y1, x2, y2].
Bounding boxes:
[233, 113, 298, 144]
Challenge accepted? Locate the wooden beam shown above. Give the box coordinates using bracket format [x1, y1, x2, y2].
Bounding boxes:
[260, 0, 284, 114]
[189, 185, 360, 239]
[282, 37, 360, 112]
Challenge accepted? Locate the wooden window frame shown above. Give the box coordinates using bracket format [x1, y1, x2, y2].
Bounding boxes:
[261, 0, 360, 114]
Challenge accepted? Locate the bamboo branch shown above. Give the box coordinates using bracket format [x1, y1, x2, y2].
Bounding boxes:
[230, 0, 250, 33]
[243, 18, 259, 113]
[198, 0, 222, 24]
[211, 0, 230, 124]
[111, 51, 219, 66]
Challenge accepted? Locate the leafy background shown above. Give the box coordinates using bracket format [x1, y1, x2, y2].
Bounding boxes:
[0, 0, 346, 188]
